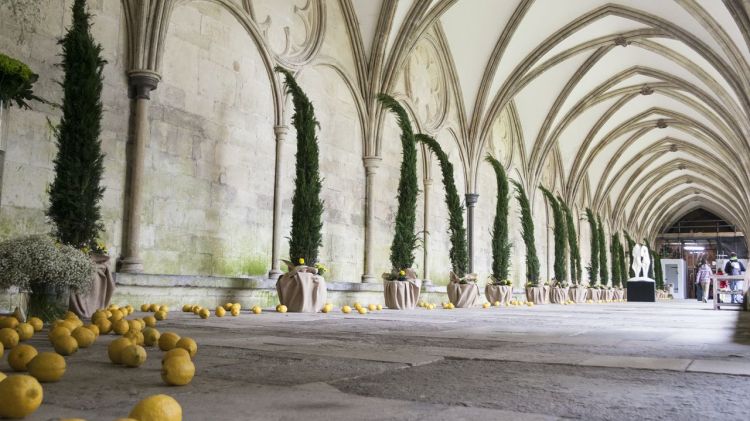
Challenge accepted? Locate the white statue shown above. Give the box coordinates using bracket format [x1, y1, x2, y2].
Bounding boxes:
[630, 243, 652, 279]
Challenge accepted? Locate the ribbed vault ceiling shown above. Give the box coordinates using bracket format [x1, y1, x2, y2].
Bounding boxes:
[348, 0, 750, 241]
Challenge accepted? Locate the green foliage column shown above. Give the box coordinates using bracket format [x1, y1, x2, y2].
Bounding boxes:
[561, 200, 581, 284]
[486, 156, 511, 281]
[644, 239, 656, 280]
[511, 181, 539, 285]
[619, 233, 628, 284]
[624, 232, 636, 278]
[378, 94, 418, 272]
[585, 208, 599, 285]
[275, 67, 324, 265]
[597, 215, 609, 286]
[416, 134, 468, 277]
[47, 0, 106, 249]
[610, 233, 622, 288]
[540, 186, 567, 282]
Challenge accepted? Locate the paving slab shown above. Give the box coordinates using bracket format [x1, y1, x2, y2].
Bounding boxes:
[687, 359, 750, 376]
[579, 355, 693, 371]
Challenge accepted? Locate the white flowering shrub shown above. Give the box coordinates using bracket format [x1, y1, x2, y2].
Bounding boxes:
[0, 235, 94, 293]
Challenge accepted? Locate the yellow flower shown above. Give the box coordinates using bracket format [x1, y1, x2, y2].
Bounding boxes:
[298, 258, 305, 265]
[399, 270, 406, 277]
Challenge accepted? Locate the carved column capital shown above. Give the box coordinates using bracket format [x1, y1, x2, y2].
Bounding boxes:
[465, 193, 479, 207]
[128, 70, 161, 100]
[362, 156, 382, 175]
[274, 125, 289, 139]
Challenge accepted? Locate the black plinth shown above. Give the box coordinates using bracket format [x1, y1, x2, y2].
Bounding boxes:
[627, 280, 655, 302]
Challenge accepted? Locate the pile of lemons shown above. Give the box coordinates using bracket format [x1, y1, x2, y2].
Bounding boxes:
[340, 302, 382, 314]
[417, 301, 437, 310]
[182, 302, 244, 318]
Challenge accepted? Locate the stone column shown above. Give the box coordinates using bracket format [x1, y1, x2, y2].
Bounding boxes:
[268, 125, 288, 280]
[120, 70, 160, 273]
[465, 193, 479, 273]
[361, 156, 382, 283]
[422, 178, 433, 286]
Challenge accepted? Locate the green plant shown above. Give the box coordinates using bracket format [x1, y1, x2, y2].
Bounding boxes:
[0, 53, 44, 108]
[378, 93, 419, 275]
[485, 155, 511, 282]
[644, 239, 656, 280]
[47, 0, 106, 249]
[510, 180, 539, 285]
[619, 232, 628, 284]
[624, 231, 636, 278]
[540, 186, 567, 282]
[610, 233, 622, 288]
[416, 134, 468, 277]
[560, 198, 582, 284]
[597, 215, 608, 286]
[275, 67, 324, 266]
[585, 208, 599, 284]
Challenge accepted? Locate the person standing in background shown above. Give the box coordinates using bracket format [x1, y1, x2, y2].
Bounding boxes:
[723, 252, 746, 304]
[695, 259, 712, 303]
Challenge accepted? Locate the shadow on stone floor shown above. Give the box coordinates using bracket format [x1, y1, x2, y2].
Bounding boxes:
[733, 308, 750, 345]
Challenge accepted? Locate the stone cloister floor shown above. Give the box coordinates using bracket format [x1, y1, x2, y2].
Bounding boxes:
[5, 300, 750, 420]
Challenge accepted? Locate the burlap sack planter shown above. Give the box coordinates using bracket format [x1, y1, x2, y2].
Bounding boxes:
[525, 287, 546, 304]
[613, 289, 624, 300]
[384, 277, 422, 310]
[276, 265, 327, 313]
[604, 289, 615, 302]
[569, 286, 587, 303]
[550, 287, 569, 304]
[0, 286, 29, 317]
[446, 272, 480, 308]
[70, 254, 116, 318]
[587, 288, 601, 302]
[485, 284, 513, 305]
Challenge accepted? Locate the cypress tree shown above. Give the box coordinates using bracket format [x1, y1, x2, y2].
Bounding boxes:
[654, 251, 664, 289]
[540, 186, 567, 283]
[560, 199, 582, 284]
[597, 215, 609, 286]
[619, 233, 628, 284]
[585, 208, 599, 285]
[644, 239, 655, 280]
[510, 180, 539, 285]
[624, 231, 636, 278]
[378, 94, 418, 272]
[416, 134, 468, 277]
[47, 0, 105, 249]
[610, 233, 622, 288]
[485, 155, 511, 281]
[275, 67, 324, 265]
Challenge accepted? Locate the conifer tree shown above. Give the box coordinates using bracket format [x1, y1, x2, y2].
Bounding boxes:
[511, 180, 539, 285]
[378, 94, 418, 273]
[485, 155, 511, 281]
[275, 67, 324, 265]
[585, 208, 599, 285]
[560, 199, 582, 284]
[619, 233, 629, 284]
[416, 134, 468, 277]
[540, 186, 567, 283]
[597, 215, 609, 285]
[644, 239, 656, 280]
[47, 0, 105, 249]
[624, 231, 636, 278]
[610, 233, 622, 287]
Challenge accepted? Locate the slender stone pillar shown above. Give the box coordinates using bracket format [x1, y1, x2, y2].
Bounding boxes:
[422, 178, 433, 286]
[120, 70, 160, 273]
[465, 193, 479, 273]
[268, 125, 289, 280]
[361, 156, 382, 283]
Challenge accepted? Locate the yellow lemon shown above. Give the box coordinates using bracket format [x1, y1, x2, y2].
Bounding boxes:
[482, 302, 491, 309]
[27, 352, 65, 382]
[230, 307, 240, 317]
[122, 345, 148, 368]
[158, 332, 181, 351]
[108, 337, 135, 364]
[0, 328, 21, 349]
[0, 316, 19, 329]
[181, 304, 192, 312]
[143, 327, 161, 347]
[27, 317, 43, 333]
[129, 394, 182, 421]
[8, 344, 38, 372]
[71, 327, 96, 348]
[231, 303, 241, 312]
[175, 337, 197, 358]
[494, 301, 501, 307]
[95, 318, 112, 335]
[128, 319, 143, 332]
[124, 330, 145, 346]
[63, 311, 79, 321]
[215, 306, 226, 317]
[0, 371, 5, 382]
[155, 311, 168, 321]
[252, 306, 262, 315]
[367, 304, 377, 311]
[428, 304, 436, 310]
[376, 304, 383, 311]
[353, 303, 362, 310]
[223, 303, 233, 311]
[198, 308, 210, 319]
[357, 307, 368, 314]
[341, 305, 352, 314]
[0, 375, 44, 418]
[53, 336, 78, 356]
[141, 304, 150, 312]
[321, 305, 330, 314]
[161, 356, 195, 386]
[159, 305, 169, 313]
[16, 323, 34, 341]
[148, 304, 159, 312]
[162, 348, 191, 364]
[275, 305, 286, 314]
[112, 319, 129, 335]
[143, 315, 157, 328]
[192, 306, 202, 315]
[109, 310, 124, 323]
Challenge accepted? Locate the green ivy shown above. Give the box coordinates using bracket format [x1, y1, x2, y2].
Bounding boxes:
[0, 53, 44, 108]
[540, 186, 567, 282]
[416, 134, 468, 277]
[47, 0, 106, 249]
[560, 199, 582, 284]
[485, 155, 511, 281]
[585, 208, 598, 285]
[275, 67, 324, 266]
[378, 94, 419, 272]
[511, 180, 539, 285]
[597, 215, 608, 286]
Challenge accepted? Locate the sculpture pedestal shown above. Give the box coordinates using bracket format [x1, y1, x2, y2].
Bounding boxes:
[627, 278, 655, 302]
